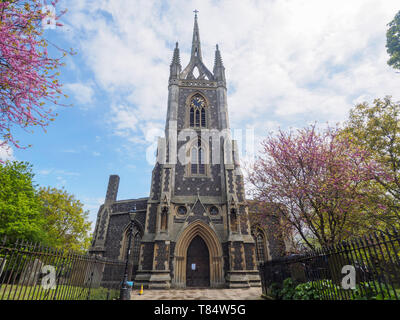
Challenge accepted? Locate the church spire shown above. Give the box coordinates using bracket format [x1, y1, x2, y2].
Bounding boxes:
[170, 42, 181, 80]
[213, 44, 226, 83]
[179, 10, 214, 81]
[190, 10, 202, 61]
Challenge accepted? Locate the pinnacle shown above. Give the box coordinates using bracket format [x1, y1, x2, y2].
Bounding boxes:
[171, 42, 181, 66]
[214, 44, 224, 68]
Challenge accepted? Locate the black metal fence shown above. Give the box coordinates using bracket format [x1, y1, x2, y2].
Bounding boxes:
[0, 237, 126, 300]
[259, 229, 400, 300]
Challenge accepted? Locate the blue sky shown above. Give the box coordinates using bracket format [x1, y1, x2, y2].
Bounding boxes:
[1, 0, 400, 232]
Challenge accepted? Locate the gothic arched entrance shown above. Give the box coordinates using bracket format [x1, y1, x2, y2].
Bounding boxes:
[173, 220, 224, 288]
[186, 235, 210, 287]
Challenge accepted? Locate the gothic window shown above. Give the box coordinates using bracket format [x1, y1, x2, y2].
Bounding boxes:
[190, 137, 206, 176]
[256, 233, 266, 262]
[252, 228, 267, 263]
[189, 94, 206, 128]
[231, 208, 238, 232]
[161, 207, 168, 231]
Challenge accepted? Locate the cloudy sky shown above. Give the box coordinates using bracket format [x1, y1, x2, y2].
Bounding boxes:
[2, 0, 400, 231]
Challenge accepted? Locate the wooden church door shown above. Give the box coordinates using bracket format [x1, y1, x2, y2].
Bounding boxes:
[186, 236, 210, 287]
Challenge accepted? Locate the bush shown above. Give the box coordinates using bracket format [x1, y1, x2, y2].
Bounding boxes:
[281, 278, 297, 300]
[269, 278, 323, 300]
[293, 282, 321, 300]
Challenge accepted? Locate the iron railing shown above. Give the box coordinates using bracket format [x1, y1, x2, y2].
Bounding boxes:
[0, 237, 126, 300]
[259, 228, 400, 300]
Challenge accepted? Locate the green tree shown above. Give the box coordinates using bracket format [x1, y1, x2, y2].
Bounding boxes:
[386, 10, 400, 70]
[343, 96, 400, 229]
[38, 186, 92, 252]
[0, 161, 45, 242]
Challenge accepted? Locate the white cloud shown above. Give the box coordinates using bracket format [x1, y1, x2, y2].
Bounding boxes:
[0, 142, 14, 161]
[65, 82, 95, 106]
[108, 104, 138, 137]
[60, 0, 400, 149]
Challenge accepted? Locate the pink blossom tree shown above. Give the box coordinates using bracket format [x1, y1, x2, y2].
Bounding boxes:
[247, 125, 385, 250]
[0, 0, 68, 155]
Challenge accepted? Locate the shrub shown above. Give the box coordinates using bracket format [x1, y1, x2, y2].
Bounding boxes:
[293, 282, 321, 300]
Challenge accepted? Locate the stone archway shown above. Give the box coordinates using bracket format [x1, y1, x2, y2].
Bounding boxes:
[173, 220, 224, 288]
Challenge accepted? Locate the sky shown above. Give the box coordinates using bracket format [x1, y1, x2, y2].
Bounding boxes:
[1, 0, 400, 232]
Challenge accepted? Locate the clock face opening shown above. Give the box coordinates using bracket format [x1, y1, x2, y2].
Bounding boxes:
[191, 96, 205, 108]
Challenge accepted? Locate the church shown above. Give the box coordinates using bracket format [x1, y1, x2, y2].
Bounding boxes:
[90, 13, 287, 289]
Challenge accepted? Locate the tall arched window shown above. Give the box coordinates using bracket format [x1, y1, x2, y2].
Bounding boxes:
[252, 229, 266, 263]
[231, 208, 238, 232]
[160, 207, 168, 231]
[190, 137, 206, 175]
[189, 94, 206, 128]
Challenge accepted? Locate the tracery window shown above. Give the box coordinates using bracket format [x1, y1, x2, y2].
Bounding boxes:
[189, 94, 206, 128]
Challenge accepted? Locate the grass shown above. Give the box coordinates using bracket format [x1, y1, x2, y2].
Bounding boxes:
[0, 284, 119, 300]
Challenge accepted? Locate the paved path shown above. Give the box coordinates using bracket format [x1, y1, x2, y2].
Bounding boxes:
[131, 287, 263, 300]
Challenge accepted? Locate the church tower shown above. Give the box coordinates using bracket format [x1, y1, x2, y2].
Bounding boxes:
[133, 13, 261, 288]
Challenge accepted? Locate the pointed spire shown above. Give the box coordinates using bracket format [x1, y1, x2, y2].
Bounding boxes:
[180, 10, 214, 81]
[213, 44, 226, 83]
[171, 42, 181, 66]
[191, 11, 202, 61]
[214, 44, 224, 68]
[170, 41, 181, 80]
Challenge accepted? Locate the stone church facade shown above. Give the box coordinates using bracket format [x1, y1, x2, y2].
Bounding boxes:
[90, 14, 286, 289]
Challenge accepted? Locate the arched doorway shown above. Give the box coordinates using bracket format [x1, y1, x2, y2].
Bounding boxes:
[186, 236, 210, 287]
[173, 220, 224, 288]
